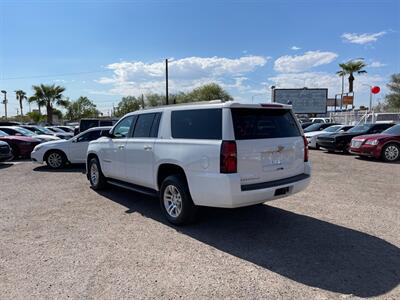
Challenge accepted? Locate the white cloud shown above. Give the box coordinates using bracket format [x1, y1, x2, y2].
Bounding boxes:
[274, 51, 338, 73]
[97, 56, 268, 95]
[291, 46, 301, 50]
[369, 61, 386, 68]
[341, 31, 386, 44]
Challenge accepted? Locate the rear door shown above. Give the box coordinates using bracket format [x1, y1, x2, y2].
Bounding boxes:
[230, 108, 305, 185]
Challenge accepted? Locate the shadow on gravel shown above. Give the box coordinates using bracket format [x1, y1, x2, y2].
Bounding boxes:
[0, 163, 13, 169]
[355, 156, 400, 165]
[97, 187, 400, 298]
[33, 164, 86, 173]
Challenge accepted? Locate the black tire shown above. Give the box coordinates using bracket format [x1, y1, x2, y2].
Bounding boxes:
[315, 143, 320, 150]
[88, 157, 107, 190]
[45, 150, 66, 169]
[381, 143, 400, 162]
[160, 175, 197, 225]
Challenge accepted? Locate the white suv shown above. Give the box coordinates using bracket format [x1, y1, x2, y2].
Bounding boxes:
[87, 101, 311, 224]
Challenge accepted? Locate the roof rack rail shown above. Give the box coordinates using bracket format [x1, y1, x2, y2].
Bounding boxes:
[141, 99, 229, 110]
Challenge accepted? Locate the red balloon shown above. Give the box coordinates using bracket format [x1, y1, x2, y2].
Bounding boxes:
[371, 86, 380, 94]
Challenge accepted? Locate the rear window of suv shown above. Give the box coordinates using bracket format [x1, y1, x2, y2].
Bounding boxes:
[231, 108, 301, 140]
[171, 108, 222, 140]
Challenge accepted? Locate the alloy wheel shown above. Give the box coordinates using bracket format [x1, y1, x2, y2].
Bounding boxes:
[385, 145, 399, 161]
[163, 185, 182, 218]
[48, 153, 62, 168]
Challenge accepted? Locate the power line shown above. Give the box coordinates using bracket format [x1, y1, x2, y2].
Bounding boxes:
[0, 69, 113, 81]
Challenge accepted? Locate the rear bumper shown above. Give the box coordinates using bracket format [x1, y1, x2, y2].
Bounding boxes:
[188, 163, 311, 208]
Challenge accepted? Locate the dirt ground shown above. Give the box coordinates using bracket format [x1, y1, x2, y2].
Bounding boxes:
[0, 151, 399, 299]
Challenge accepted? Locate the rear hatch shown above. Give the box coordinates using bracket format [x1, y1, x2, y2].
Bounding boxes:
[230, 107, 305, 185]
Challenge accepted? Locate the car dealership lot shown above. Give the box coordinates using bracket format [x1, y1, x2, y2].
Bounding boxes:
[0, 152, 399, 299]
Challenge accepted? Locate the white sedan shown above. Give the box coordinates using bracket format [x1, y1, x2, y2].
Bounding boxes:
[31, 126, 111, 169]
[305, 125, 353, 149]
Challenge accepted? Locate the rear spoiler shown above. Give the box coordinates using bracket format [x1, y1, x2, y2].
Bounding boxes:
[228, 103, 292, 109]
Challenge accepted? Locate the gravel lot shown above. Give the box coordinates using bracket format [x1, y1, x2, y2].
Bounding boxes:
[0, 151, 399, 299]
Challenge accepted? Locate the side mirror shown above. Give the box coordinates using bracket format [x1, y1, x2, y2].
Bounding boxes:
[101, 130, 113, 138]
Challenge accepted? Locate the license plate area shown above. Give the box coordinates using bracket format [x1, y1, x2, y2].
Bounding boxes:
[274, 186, 290, 196]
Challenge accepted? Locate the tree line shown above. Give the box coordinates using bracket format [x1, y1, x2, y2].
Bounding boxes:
[7, 83, 232, 123]
[4, 69, 400, 124]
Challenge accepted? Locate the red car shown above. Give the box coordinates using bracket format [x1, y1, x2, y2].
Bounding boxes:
[0, 129, 41, 158]
[350, 124, 400, 162]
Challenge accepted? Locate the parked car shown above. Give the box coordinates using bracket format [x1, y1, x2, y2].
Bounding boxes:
[305, 125, 353, 149]
[310, 117, 332, 124]
[0, 126, 60, 142]
[86, 101, 311, 225]
[317, 123, 394, 153]
[45, 126, 74, 139]
[74, 118, 118, 135]
[0, 140, 13, 162]
[0, 129, 41, 158]
[350, 124, 400, 162]
[20, 125, 72, 140]
[301, 122, 314, 129]
[31, 126, 112, 168]
[303, 123, 341, 133]
[55, 126, 74, 133]
[0, 121, 20, 126]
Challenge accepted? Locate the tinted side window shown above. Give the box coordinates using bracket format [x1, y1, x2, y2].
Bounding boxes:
[231, 108, 300, 140]
[133, 114, 156, 138]
[113, 116, 135, 138]
[171, 109, 222, 140]
[150, 113, 162, 138]
[0, 128, 15, 135]
[77, 130, 101, 142]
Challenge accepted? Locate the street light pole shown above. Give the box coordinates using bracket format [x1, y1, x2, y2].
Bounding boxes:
[362, 84, 373, 112]
[165, 59, 169, 105]
[1, 90, 7, 120]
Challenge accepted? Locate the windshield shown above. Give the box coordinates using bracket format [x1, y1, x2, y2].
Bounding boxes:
[36, 127, 54, 134]
[303, 123, 322, 132]
[347, 124, 373, 133]
[323, 125, 341, 132]
[49, 127, 64, 133]
[0, 130, 9, 137]
[382, 124, 400, 135]
[15, 127, 35, 136]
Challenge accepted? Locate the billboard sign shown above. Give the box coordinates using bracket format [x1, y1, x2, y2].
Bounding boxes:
[273, 88, 328, 114]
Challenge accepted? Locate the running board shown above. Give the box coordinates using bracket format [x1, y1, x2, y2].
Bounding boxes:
[106, 178, 159, 197]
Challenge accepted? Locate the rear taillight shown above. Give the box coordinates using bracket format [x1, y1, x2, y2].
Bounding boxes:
[302, 136, 309, 162]
[220, 141, 237, 173]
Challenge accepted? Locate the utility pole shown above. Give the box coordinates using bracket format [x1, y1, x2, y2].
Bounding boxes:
[165, 59, 169, 105]
[1, 90, 7, 120]
[141, 94, 145, 109]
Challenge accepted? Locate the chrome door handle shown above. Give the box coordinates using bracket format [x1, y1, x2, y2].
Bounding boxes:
[144, 145, 152, 150]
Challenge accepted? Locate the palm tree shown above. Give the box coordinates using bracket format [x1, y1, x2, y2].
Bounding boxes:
[337, 60, 367, 93]
[29, 84, 68, 124]
[15, 90, 27, 117]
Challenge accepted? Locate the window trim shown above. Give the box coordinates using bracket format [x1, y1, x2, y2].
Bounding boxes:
[111, 115, 137, 139]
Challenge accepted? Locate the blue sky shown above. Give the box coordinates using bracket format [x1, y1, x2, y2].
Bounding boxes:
[1, 0, 399, 116]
